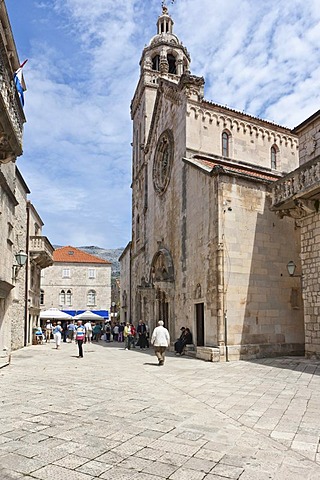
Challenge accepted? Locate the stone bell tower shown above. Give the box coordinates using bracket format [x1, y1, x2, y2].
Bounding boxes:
[130, 5, 191, 185]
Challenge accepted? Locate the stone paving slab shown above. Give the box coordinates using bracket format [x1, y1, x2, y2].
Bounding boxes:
[0, 342, 320, 479]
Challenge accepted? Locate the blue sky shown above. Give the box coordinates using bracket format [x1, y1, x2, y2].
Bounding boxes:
[6, 0, 320, 248]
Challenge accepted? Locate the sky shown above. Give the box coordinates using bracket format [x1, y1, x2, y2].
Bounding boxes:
[6, 0, 320, 249]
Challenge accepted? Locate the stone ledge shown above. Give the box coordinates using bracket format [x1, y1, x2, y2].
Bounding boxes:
[184, 345, 220, 362]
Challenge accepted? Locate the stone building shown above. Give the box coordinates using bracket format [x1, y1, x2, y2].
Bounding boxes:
[120, 6, 304, 361]
[0, 0, 27, 364]
[272, 110, 320, 358]
[41, 246, 112, 319]
[0, 1, 54, 364]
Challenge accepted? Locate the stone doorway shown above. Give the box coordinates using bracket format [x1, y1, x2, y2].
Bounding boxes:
[195, 303, 204, 346]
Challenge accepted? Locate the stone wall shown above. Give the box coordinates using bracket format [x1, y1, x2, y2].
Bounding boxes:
[41, 262, 112, 314]
[186, 102, 299, 174]
[221, 177, 304, 360]
[301, 211, 320, 357]
[296, 114, 320, 166]
[10, 170, 28, 351]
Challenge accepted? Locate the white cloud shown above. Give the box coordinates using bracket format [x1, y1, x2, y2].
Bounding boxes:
[7, 0, 320, 248]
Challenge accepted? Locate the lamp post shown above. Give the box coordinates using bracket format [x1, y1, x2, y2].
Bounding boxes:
[13, 250, 28, 280]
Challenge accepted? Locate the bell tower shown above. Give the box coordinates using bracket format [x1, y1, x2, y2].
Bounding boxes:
[130, 5, 191, 178]
[130, 5, 191, 253]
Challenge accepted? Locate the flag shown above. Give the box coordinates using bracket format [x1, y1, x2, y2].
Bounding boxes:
[14, 59, 28, 107]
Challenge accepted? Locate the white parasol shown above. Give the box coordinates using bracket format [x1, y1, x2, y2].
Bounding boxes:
[74, 310, 105, 321]
[40, 308, 73, 321]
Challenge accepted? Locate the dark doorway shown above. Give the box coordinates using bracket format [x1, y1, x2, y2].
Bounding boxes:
[195, 303, 204, 346]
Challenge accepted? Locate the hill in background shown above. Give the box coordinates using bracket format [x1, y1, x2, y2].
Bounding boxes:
[54, 245, 124, 277]
[79, 246, 124, 277]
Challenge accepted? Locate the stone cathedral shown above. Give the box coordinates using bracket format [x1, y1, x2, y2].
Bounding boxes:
[120, 6, 306, 361]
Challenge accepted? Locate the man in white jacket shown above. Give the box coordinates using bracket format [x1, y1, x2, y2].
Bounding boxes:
[151, 320, 170, 366]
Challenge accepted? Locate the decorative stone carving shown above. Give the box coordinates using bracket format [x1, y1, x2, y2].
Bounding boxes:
[153, 129, 174, 195]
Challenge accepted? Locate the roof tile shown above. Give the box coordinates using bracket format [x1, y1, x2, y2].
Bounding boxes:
[53, 246, 111, 265]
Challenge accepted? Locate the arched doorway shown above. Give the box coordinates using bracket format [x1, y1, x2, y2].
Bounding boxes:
[149, 248, 175, 337]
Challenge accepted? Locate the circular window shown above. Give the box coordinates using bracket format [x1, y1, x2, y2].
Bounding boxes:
[152, 130, 174, 195]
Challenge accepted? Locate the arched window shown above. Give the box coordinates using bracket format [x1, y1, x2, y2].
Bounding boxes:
[136, 214, 140, 241]
[271, 145, 277, 169]
[87, 290, 96, 306]
[40, 289, 44, 306]
[152, 55, 160, 71]
[66, 290, 72, 306]
[59, 290, 65, 305]
[222, 131, 230, 157]
[167, 54, 176, 74]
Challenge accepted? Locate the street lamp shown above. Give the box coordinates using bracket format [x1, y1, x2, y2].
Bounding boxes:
[287, 260, 297, 277]
[13, 250, 28, 280]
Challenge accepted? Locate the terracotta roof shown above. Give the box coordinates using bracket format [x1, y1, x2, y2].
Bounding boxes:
[53, 246, 111, 265]
[185, 155, 281, 182]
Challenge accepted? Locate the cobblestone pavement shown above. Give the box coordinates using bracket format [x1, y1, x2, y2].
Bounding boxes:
[1, 341, 320, 479]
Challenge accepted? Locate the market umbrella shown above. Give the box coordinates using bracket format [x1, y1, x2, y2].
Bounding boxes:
[73, 310, 105, 321]
[40, 308, 73, 320]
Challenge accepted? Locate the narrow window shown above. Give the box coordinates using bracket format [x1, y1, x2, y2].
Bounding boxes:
[136, 214, 140, 241]
[40, 289, 44, 305]
[59, 290, 65, 305]
[167, 54, 176, 74]
[62, 268, 70, 278]
[152, 55, 160, 71]
[222, 131, 230, 157]
[66, 290, 72, 306]
[88, 268, 96, 279]
[271, 145, 277, 169]
[87, 290, 96, 306]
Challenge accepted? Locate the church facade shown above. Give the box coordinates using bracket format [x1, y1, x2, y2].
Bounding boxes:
[120, 6, 305, 361]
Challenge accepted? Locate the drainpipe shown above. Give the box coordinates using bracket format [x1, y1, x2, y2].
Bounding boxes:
[215, 173, 227, 361]
[129, 243, 132, 323]
[24, 202, 30, 346]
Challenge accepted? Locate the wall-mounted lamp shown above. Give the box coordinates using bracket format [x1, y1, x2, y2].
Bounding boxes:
[13, 250, 28, 280]
[287, 260, 302, 278]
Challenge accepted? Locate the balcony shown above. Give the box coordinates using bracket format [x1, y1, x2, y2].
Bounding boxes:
[0, 46, 26, 164]
[29, 236, 54, 269]
[271, 155, 320, 218]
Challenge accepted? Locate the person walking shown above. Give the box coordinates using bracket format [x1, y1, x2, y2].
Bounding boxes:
[151, 320, 170, 366]
[67, 321, 75, 342]
[123, 322, 132, 350]
[75, 320, 86, 358]
[113, 323, 119, 342]
[45, 320, 53, 343]
[53, 322, 62, 349]
[84, 321, 92, 343]
[136, 320, 148, 349]
[118, 323, 124, 342]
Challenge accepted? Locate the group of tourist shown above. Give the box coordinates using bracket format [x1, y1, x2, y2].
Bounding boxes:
[37, 317, 193, 365]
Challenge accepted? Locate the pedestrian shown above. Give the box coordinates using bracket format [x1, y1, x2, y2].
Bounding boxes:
[67, 321, 75, 342]
[75, 320, 85, 358]
[136, 320, 148, 349]
[130, 323, 136, 348]
[53, 321, 62, 349]
[118, 322, 124, 342]
[151, 320, 170, 366]
[84, 321, 92, 343]
[113, 323, 119, 342]
[45, 320, 53, 343]
[92, 323, 102, 341]
[105, 322, 111, 342]
[62, 322, 68, 343]
[124, 322, 132, 350]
